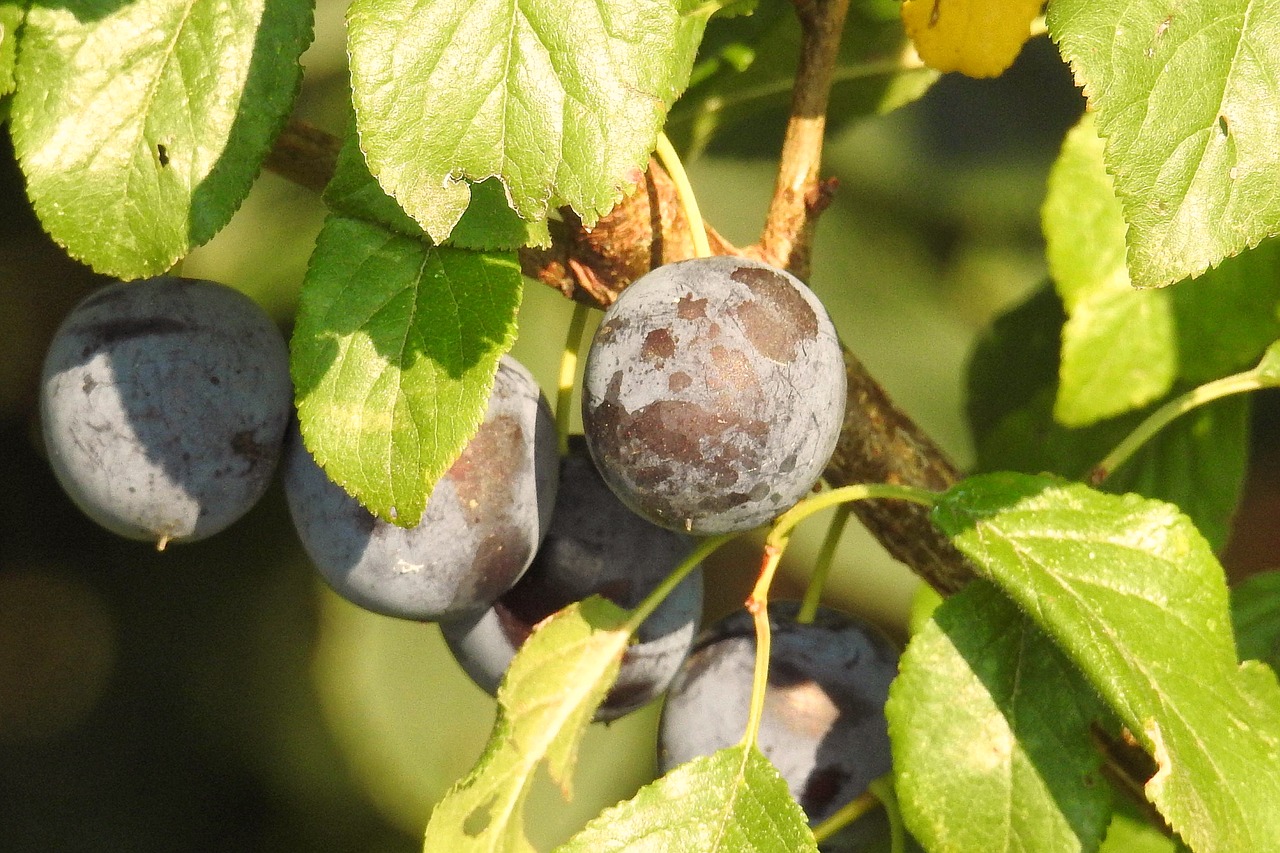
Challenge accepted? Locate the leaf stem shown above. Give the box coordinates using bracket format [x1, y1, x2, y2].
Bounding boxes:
[626, 534, 735, 634]
[1089, 369, 1270, 484]
[796, 503, 852, 624]
[555, 302, 591, 456]
[654, 132, 712, 259]
[810, 788, 881, 844]
[869, 775, 906, 853]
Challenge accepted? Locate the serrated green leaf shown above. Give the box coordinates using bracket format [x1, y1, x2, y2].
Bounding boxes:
[1047, 0, 1280, 288]
[10, 0, 312, 279]
[347, 0, 706, 242]
[324, 119, 550, 250]
[291, 215, 521, 525]
[1044, 112, 1280, 426]
[1231, 570, 1280, 671]
[889, 580, 1112, 853]
[933, 475, 1280, 853]
[556, 745, 817, 853]
[423, 597, 631, 853]
[967, 285, 1249, 552]
[667, 0, 936, 158]
[1098, 802, 1180, 853]
[0, 3, 21, 99]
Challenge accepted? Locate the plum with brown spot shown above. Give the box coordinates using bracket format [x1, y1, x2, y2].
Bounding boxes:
[283, 356, 559, 621]
[441, 436, 702, 721]
[582, 256, 846, 535]
[40, 276, 292, 545]
[658, 602, 899, 826]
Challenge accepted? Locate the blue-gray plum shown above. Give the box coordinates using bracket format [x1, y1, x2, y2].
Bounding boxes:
[283, 356, 558, 621]
[582, 256, 846, 535]
[441, 436, 703, 721]
[40, 276, 292, 546]
[658, 602, 899, 825]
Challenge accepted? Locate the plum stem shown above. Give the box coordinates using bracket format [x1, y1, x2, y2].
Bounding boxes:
[654, 132, 712, 259]
[555, 303, 592, 456]
[796, 503, 851, 624]
[626, 534, 734, 633]
[767, 483, 938, 552]
[740, 543, 785, 751]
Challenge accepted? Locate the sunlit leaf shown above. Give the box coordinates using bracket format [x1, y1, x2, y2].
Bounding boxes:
[890, 581, 1113, 853]
[291, 215, 521, 525]
[901, 0, 1040, 78]
[347, 0, 706, 241]
[556, 745, 816, 853]
[1049, 0, 1280, 287]
[934, 475, 1280, 853]
[11, 0, 312, 278]
[1043, 112, 1280, 426]
[423, 597, 631, 852]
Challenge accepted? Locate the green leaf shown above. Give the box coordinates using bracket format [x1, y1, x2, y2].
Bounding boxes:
[1231, 570, 1280, 671]
[347, 0, 707, 242]
[423, 597, 632, 852]
[1099, 801, 1181, 853]
[556, 745, 816, 853]
[667, 0, 936, 158]
[1043, 112, 1280, 426]
[324, 119, 550, 250]
[291, 215, 521, 525]
[933, 475, 1280, 853]
[889, 580, 1112, 853]
[1047, 0, 1280, 288]
[0, 3, 21, 98]
[10, 0, 312, 279]
[967, 285, 1248, 552]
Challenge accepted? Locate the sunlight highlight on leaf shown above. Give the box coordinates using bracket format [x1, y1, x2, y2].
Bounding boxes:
[901, 0, 1040, 78]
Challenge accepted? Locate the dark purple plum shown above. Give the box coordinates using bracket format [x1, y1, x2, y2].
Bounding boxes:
[283, 356, 559, 621]
[441, 436, 703, 721]
[658, 602, 899, 825]
[582, 256, 846, 535]
[40, 276, 292, 545]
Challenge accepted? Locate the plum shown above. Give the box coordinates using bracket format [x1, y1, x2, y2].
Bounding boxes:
[658, 601, 899, 825]
[40, 276, 292, 545]
[441, 436, 703, 721]
[283, 356, 559, 621]
[582, 256, 846, 535]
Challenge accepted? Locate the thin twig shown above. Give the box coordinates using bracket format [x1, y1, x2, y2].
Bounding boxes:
[753, 0, 852, 279]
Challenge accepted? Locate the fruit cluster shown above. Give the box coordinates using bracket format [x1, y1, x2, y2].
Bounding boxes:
[39, 256, 897, 830]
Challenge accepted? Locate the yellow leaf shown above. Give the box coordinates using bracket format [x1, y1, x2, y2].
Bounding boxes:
[902, 0, 1042, 79]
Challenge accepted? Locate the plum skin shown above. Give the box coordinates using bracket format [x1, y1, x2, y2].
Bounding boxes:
[283, 356, 559, 622]
[441, 436, 703, 721]
[582, 256, 846, 536]
[658, 602, 900, 825]
[40, 276, 292, 545]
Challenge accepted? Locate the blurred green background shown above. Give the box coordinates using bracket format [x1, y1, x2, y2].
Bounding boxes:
[8, 3, 1259, 851]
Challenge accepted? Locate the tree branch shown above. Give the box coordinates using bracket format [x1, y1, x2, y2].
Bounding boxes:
[752, 0, 851, 279]
[264, 110, 977, 595]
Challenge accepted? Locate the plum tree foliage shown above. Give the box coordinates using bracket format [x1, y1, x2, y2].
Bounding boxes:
[8, 0, 1280, 851]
